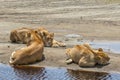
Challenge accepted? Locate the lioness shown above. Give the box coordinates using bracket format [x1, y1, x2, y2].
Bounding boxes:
[10, 27, 66, 47]
[10, 27, 33, 44]
[34, 27, 66, 47]
[9, 30, 44, 65]
[65, 43, 110, 67]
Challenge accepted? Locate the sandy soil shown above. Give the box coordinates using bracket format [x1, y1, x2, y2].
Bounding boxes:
[0, 0, 120, 72]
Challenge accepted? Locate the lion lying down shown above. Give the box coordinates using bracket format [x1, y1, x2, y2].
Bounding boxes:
[9, 30, 44, 65]
[65, 43, 110, 67]
[10, 27, 66, 47]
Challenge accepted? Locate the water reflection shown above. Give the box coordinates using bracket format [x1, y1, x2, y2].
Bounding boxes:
[13, 66, 45, 80]
[0, 63, 120, 80]
[67, 69, 109, 80]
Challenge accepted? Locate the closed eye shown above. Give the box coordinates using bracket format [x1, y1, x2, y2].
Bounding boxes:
[11, 57, 15, 61]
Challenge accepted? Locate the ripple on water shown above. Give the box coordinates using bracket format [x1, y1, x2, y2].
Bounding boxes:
[0, 63, 120, 80]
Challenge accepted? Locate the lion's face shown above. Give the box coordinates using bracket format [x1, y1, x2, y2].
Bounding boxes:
[95, 50, 110, 65]
[83, 44, 110, 65]
[36, 28, 54, 47]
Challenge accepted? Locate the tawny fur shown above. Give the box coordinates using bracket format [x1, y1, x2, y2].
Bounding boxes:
[9, 30, 44, 65]
[10, 27, 65, 47]
[10, 27, 33, 44]
[66, 44, 96, 67]
[65, 43, 110, 67]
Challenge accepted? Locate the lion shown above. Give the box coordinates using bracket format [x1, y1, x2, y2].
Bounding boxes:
[65, 43, 110, 67]
[10, 27, 54, 47]
[34, 27, 66, 47]
[65, 44, 96, 67]
[10, 27, 33, 44]
[52, 40, 66, 48]
[10, 27, 66, 47]
[34, 27, 54, 47]
[9, 30, 44, 65]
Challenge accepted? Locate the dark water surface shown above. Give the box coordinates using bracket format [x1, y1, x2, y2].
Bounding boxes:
[0, 63, 120, 80]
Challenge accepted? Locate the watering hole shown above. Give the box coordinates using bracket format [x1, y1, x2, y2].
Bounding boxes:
[65, 34, 120, 54]
[76, 41, 120, 54]
[0, 63, 120, 80]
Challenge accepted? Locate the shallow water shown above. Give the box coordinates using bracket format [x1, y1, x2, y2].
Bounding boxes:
[77, 40, 120, 54]
[77, 41, 120, 53]
[89, 41, 120, 54]
[65, 34, 120, 54]
[0, 63, 120, 80]
[67, 40, 120, 54]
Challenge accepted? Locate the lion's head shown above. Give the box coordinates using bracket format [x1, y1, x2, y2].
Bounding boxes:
[35, 27, 54, 47]
[95, 48, 110, 65]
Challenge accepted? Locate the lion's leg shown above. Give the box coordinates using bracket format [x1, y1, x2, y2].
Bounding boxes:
[58, 41, 66, 47]
[52, 40, 66, 48]
[65, 58, 73, 64]
[79, 56, 95, 67]
[52, 40, 59, 47]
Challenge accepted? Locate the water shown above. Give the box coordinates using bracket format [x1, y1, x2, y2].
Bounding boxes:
[0, 63, 120, 80]
[77, 40, 120, 54]
[67, 40, 120, 54]
[90, 41, 120, 54]
[65, 34, 120, 54]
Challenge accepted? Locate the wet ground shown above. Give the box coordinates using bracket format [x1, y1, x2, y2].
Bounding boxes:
[0, 63, 120, 80]
[0, 0, 120, 79]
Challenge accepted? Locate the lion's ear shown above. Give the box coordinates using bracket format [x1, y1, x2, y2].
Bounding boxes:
[98, 48, 103, 52]
[50, 32, 54, 37]
[40, 31, 46, 37]
[34, 30, 38, 34]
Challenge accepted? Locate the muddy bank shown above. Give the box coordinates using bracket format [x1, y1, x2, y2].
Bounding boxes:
[1, 40, 120, 72]
[0, 17, 120, 73]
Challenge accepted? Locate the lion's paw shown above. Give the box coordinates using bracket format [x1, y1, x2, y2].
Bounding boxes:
[52, 44, 59, 48]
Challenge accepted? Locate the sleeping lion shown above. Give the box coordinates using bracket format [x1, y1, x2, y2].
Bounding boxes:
[65, 43, 110, 67]
[10, 27, 66, 47]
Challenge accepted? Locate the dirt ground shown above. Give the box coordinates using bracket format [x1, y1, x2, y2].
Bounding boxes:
[0, 0, 120, 73]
